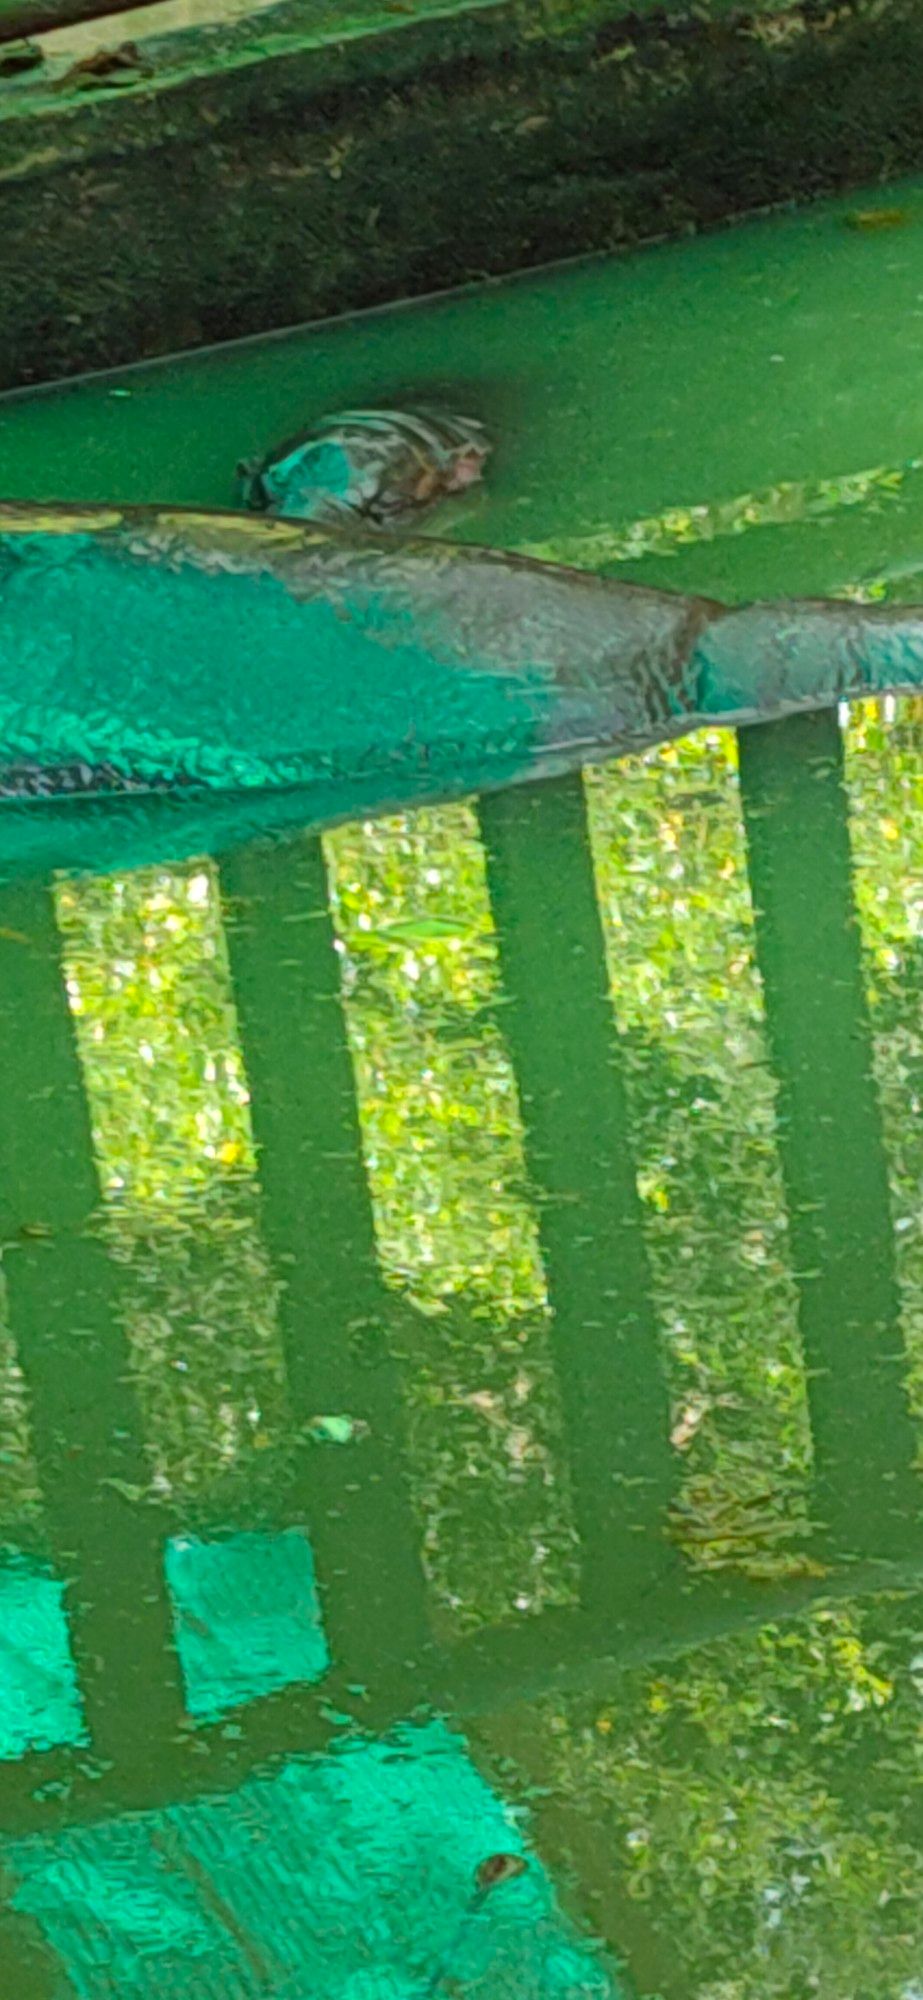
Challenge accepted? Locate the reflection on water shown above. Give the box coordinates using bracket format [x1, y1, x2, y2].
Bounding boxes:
[324, 805, 577, 1636]
[587, 738, 813, 1578]
[846, 702, 923, 1426]
[55, 867, 289, 1511]
[0, 709, 919, 1997]
[5, 178, 923, 1999]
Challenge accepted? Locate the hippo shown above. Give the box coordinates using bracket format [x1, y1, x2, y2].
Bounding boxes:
[236, 408, 489, 527]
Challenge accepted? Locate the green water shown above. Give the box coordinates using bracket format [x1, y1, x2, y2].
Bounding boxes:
[1, 181, 923, 1997]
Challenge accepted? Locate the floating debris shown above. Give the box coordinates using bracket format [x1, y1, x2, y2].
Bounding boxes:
[474, 1853, 528, 1896]
[99, 1478, 152, 1505]
[365, 916, 471, 946]
[845, 207, 910, 232]
[306, 1414, 370, 1445]
[55, 43, 150, 91]
[427, 1854, 530, 1995]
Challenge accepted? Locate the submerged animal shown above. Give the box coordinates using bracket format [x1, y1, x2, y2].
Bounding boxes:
[237, 407, 489, 525]
[0, 500, 922, 877]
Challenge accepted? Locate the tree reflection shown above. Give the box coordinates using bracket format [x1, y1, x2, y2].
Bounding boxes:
[0, 702, 916, 1997]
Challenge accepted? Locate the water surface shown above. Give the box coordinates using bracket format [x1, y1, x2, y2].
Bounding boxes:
[0, 185, 923, 1997]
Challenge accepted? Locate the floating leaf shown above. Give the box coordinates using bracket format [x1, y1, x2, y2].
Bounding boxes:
[100, 1478, 150, 1504]
[363, 916, 472, 946]
[475, 1853, 528, 1895]
[845, 208, 911, 232]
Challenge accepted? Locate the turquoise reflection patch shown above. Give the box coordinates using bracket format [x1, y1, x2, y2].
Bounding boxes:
[0, 1554, 85, 1759]
[165, 1528, 329, 1721]
[6, 1719, 622, 1998]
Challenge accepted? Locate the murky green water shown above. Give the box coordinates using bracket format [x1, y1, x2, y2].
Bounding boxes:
[1, 182, 923, 1998]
